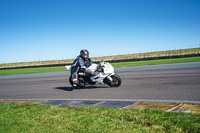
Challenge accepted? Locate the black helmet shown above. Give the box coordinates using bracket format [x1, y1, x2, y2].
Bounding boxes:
[80, 49, 89, 60]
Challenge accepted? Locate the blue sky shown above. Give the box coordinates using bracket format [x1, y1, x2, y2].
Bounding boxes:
[0, 0, 200, 63]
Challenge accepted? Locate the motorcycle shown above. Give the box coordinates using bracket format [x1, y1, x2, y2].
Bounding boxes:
[65, 60, 122, 88]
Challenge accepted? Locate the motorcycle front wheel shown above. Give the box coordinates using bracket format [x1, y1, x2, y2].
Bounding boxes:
[104, 74, 122, 87]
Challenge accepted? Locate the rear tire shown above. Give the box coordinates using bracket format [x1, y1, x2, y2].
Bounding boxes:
[69, 76, 74, 86]
[69, 76, 85, 89]
[104, 74, 121, 87]
[79, 77, 85, 88]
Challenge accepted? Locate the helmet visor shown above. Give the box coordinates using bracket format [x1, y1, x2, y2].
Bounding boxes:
[84, 54, 88, 59]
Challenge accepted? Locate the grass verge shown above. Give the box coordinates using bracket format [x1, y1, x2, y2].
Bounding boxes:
[0, 104, 199, 133]
[0, 57, 200, 76]
[0, 66, 66, 76]
[111, 56, 200, 68]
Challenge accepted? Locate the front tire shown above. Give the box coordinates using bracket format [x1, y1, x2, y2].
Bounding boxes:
[104, 74, 121, 87]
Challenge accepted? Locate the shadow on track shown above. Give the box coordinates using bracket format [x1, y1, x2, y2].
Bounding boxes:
[54, 87, 74, 91]
[54, 86, 109, 91]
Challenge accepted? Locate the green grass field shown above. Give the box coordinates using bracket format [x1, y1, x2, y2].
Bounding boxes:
[0, 66, 66, 76]
[111, 56, 200, 68]
[0, 57, 200, 76]
[0, 104, 199, 133]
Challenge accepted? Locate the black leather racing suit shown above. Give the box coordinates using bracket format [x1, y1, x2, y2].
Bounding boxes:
[71, 56, 94, 81]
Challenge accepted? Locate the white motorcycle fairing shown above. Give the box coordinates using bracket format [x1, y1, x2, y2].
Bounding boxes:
[65, 65, 71, 71]
[88, 62, 114, 84]
[66, 60, 121, 88]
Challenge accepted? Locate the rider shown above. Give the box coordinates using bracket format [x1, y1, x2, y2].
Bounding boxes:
[71, 49, 97, 86]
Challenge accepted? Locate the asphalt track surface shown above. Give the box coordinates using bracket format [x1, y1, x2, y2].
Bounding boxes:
[0, 62, 200, 103]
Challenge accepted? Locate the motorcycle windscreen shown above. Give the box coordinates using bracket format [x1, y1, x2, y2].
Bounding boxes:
[103, 62, 114, 74]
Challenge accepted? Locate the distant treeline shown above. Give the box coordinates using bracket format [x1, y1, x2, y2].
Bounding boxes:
[1, 48, 200, 70]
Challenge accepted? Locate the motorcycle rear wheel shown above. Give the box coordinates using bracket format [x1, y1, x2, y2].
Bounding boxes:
[69, 76, 85, 89]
